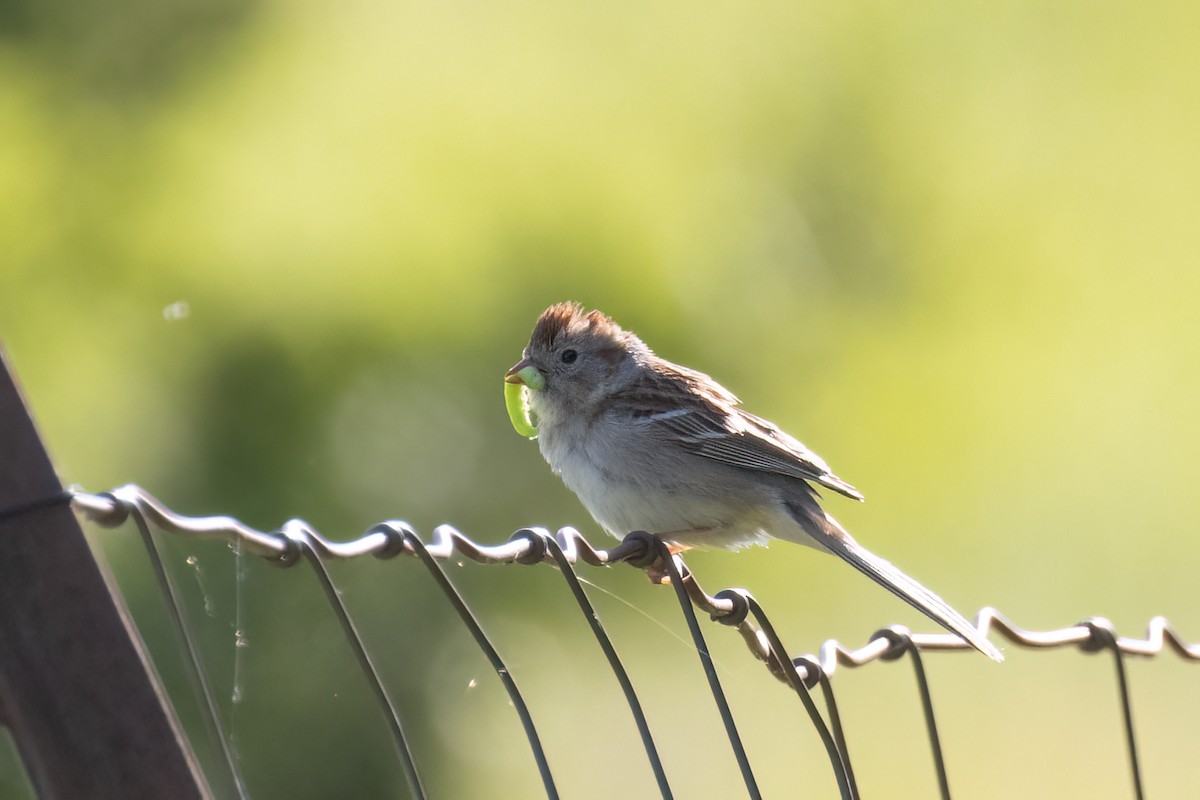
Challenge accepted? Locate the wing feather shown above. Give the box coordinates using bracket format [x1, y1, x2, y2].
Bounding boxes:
[618, 361, 864, 501]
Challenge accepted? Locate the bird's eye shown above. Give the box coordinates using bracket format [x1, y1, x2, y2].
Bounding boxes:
[560, 349, 578, 364]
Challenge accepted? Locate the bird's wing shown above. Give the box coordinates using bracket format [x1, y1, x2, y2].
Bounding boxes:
[621, 362, 864, 500]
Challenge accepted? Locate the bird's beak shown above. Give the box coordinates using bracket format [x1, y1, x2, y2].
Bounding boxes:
[504, 358, 546, 391]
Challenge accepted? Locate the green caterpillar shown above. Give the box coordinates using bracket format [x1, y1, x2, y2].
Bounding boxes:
[504, 380, 539, 439]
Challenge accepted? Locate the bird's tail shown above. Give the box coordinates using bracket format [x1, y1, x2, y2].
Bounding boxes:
[785, 498, 1003, 662]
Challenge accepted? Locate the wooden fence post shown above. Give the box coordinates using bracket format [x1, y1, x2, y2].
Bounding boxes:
[0, 346, 211, 799]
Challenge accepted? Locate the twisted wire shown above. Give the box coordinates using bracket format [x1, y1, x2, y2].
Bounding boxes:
[71, 486, 1200, 679]
[72, 485, 1198, 800]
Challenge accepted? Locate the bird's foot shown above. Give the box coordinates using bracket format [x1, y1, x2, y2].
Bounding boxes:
[644, 543, 688, 585]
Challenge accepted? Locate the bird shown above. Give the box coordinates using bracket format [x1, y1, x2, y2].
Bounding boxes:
[504, 301, 1002, 661]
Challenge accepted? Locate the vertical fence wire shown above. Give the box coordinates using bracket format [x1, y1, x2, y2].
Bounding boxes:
[399, 528, 560, 800]
[724, 590, 855, 800]
[129, 507, 249, 800]
[530, 530, 675, 799]
[658, 544, 762, 800]
[908, 646, 951, 800]
[1084, 618, 1144, 800]
[876, 627, 951, 800]
[806, 664, 858, 796]
[286, 528, 427, 800]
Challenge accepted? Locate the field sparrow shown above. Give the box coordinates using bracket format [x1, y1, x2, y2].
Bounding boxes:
[506, 302, 1001, 661]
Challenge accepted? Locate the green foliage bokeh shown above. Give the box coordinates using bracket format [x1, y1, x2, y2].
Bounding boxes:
[3, 1, 1200, 797]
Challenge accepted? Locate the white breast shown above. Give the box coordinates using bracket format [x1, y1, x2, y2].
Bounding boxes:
[535, 409, 775, 549]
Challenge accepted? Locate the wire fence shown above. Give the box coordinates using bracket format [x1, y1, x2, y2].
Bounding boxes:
[54, 484, 1200, 800]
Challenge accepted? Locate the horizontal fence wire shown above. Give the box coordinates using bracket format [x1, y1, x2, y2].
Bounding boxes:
[70, 485, 1200, 800]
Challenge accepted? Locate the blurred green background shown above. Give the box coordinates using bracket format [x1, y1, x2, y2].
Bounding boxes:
[3, 0, 1199, 797]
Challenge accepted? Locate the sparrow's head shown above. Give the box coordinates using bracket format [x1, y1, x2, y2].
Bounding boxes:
[505, 302, 644, 413]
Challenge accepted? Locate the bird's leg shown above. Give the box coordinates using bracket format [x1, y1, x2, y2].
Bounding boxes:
[644, 537, 695, 584]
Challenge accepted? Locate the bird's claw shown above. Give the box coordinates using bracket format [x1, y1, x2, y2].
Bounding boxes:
[645, 565, 672, 585]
